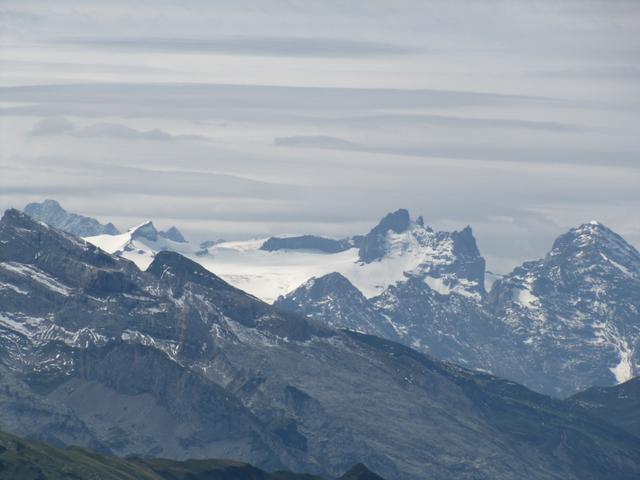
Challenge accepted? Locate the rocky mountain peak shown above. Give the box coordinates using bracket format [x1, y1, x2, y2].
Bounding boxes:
[1, 208, 136, 299]
[275, 272, 395, 338]
[274, 273, 365, 311]
[159, 226, 187, 243]
[451, 226, 481, 258]
[549, 221, 640, 271]
[24, 199, 119, 236]
[358, 209, 412, 263]
[487, 221, 640, 395]
[373, 208, 411, 235]
[1, 207, 86, 263]
[2, 207, 32, 227]
[300, 272, 357, 294]
[28, 199, 65, 216]
[147, 250, 237, 294]
[129, 221, 158, 242]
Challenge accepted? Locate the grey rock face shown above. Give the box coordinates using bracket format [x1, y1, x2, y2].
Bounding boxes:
[358, 209, 411, 263]
[130, 221, 159, 242]
[450, 226, 486, 292]
[261, 235, 351, 254]
[24, 199, 119, 237]
[275, 273, 395, 339]
[371, 277, 503, 367]
[1, 209, 640, 480]
[488, 221, 640, 397]
[159, 226, 187, 243]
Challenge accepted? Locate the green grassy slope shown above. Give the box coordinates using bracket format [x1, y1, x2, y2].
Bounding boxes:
[0, 430, 320, 480]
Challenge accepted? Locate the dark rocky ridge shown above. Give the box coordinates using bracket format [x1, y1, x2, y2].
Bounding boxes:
[261, 235, 351, 254]
[569, 377, 640, 438]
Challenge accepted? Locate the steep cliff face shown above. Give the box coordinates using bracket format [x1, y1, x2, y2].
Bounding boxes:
[488, 221, 640, 396]
[358, 209, 412, 263]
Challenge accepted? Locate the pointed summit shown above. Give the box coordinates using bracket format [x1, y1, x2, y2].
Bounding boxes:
[489, 221, 640, 395]
[27, 199, 65, 217]
[549, 221, 640, 273]
[23, 199, 119, 237]
[147, 250, 237, 294]
[358, 208, 412, 263]
[159, 226, 187, 243]
[129, 221, 158, 242]
[452, 226, 479, 255]
[275, 273, 395, 338]
[1, 207, 131, 293]
[371, 208, 411, 235]
[1, 208, 87, 264]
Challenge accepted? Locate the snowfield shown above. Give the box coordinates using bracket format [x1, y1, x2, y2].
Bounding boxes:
[87, 226, 440, 303]
[85, 219, 472, 304]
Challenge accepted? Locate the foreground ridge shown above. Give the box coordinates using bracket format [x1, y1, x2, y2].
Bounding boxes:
[0, 429, 384, 480]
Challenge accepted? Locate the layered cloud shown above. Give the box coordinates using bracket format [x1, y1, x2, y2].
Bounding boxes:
[29, 117, 208, 142]
[1, 0, 639, 272]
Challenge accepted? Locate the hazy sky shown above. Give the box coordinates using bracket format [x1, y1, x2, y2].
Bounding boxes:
[1, 0, 639, 272]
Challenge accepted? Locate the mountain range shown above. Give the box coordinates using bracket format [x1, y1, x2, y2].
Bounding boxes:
[1, 207, 640, 479]
[26, 200, 636, 398]
[276, 214, 640, 398]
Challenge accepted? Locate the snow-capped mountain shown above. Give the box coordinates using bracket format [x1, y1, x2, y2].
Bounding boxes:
[23, 199, 119, 237]
[354, 209, 486, 299]
[488, 221, 640, 396]
[86, 208, 482, 304]
[84, 221, 192, 269]
[275, 272, 396, 339]
[274, 210, 496, 368]
[2, 208, 639, 480]
[279, 219, 640, 397]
